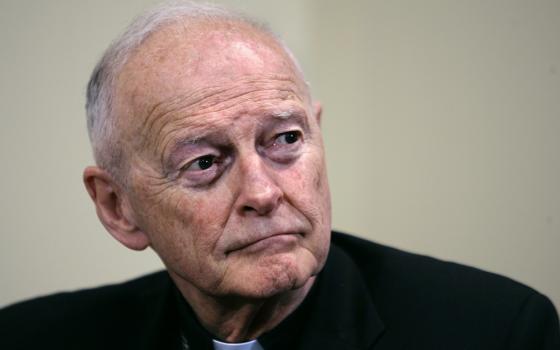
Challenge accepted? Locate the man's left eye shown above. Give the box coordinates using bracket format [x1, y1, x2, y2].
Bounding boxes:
[275, 131, 300, 145]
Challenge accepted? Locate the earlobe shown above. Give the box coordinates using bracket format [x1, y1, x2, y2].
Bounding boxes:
[313, 101, 323, 126]
[83, 166, 150, 251]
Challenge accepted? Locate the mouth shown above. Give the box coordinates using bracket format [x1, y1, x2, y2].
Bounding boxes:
[227, 232, 302, 255]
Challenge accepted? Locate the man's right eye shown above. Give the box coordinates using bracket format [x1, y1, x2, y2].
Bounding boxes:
[185, 155, 216, 171]
[178, 153, 228, 187]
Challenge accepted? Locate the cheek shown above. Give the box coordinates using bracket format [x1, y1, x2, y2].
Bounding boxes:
[138, 187, 234, 282]
[140, 191, 197, 264]
[285, 154, 331, 222]
[173, 186, 235, 253]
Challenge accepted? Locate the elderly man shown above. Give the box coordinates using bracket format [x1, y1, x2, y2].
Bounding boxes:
[1, 2, 559, 349]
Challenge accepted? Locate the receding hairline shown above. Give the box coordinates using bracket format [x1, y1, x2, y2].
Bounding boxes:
[86, 1, 309, 186]
[120, 16, 299, 74]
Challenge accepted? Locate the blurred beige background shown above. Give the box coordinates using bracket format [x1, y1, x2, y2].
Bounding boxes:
[1, 0, 558, 310]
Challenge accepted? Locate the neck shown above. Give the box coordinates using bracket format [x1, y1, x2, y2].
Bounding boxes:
[172, 275, 315, 342]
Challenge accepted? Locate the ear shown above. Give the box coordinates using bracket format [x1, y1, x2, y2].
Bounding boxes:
[83, 166, 150, 251]
[313, 101, 323, 126]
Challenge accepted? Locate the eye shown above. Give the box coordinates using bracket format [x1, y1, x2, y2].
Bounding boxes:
[265, 130, 303, 163]
[186, 155, 216, 171]
[275, 131, 301, 145]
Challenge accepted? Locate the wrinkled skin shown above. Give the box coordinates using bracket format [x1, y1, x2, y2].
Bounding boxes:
[112, 21, 332, 305]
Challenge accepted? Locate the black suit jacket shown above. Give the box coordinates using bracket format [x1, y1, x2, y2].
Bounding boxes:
[1, 231, 559, 349]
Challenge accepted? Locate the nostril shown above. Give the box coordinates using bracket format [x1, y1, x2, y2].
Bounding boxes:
[242, 205, 257, 212]
[238, 186, 281, 216]
[241, 199, 276, 216]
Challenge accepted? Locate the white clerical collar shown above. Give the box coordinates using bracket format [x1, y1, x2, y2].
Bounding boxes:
[212, 339, 264, 350]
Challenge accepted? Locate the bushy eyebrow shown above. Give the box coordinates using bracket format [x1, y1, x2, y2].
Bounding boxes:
[268, 108, 310, 130]
[270, 108, 296, 119]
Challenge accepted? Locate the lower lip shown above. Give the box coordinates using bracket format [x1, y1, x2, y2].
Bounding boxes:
[240, 233, 300, 254]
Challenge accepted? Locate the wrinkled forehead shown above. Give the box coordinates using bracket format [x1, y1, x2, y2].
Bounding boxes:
[113, 20, 309, 128]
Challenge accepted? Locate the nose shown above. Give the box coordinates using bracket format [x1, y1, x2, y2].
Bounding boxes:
[235, 154, 282, 216]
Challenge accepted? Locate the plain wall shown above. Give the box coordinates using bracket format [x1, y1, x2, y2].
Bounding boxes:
[1, 0, 558, 311]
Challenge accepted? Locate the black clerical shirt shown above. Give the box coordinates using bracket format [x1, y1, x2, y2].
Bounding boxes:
[1, 231, 559, 349]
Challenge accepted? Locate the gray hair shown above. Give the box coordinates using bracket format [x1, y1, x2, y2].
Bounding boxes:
[85, 1, 303, 184]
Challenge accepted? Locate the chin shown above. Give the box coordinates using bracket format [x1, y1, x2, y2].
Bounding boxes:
[235, 253, 317, 299]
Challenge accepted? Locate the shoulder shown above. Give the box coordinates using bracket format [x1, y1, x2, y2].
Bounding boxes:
[330, 231, 560, 348]
[332, 230, 534, 297]
[0, 271, 176, 349]
[0, 270, 171, 319]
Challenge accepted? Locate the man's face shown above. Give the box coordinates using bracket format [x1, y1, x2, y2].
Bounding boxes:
[114, 23, 331, 299]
